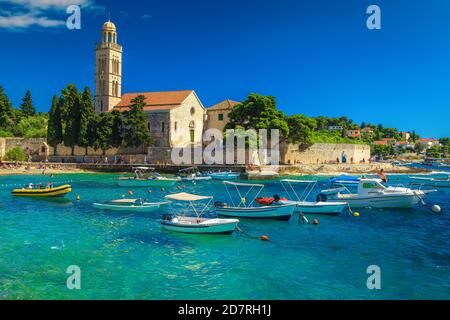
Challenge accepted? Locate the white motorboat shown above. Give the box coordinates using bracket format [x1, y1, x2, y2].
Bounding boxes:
[410, 174, 450, 188]
[214, 181, 296, 221]
[118, 167, 179, 187]
[93, 198, 170, 212]
[279, 179, 348, 216]
[176, 167, 212, 181]
[160, 192, 239, 235]
[318, 178, 435, 209]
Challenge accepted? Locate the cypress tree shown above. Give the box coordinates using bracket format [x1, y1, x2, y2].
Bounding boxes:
[47, 95, 63, 156]
[0, 85, 15, 131]
[62, 84, 81, 156]
[78, 87, 95, 155]
[110, 109, 125, 148]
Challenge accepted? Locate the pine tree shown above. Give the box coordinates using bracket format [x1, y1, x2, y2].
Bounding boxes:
[62, 84, 81, 156]
[19, 90, 36, 117]
[78, 87, 95, 155]
[124, 95, 154, 150]
[47, 95, 63, 156]
[0, 85, 16, 131]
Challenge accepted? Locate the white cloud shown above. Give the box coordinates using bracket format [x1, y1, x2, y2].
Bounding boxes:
[0, 12, 64, 28]
[0, 0, 93, 10]
[0, 0, 103, 29]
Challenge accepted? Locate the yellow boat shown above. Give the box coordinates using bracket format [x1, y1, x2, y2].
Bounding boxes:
[12, 184, 72, 197]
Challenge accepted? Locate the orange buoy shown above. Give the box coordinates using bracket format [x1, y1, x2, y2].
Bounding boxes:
[313, 219, 319, 226]
[261, 235, 270, 241]
[128, 190, 133, 195]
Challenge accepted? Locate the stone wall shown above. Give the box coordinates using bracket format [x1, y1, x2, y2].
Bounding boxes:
[0, 138, 49, 159]
[280, 143, 371, 165]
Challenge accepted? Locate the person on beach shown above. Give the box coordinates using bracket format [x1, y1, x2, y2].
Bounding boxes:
[378, 169, 388, 183]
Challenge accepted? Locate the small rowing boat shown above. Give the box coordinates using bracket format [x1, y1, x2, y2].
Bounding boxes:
[118, 167, 179, 187]
[93, 198, 170, 212]
[12, 184, 72, 197]
[208, 171, 240, 180]
[410, 174, 450, 188]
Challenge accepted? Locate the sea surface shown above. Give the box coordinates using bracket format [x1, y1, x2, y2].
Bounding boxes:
[0, 171, 449, 300]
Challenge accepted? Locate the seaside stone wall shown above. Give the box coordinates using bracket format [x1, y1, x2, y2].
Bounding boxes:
[280, 143, 371, 165]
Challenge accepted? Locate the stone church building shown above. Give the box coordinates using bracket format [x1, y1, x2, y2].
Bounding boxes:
[95, 21, 211, 154]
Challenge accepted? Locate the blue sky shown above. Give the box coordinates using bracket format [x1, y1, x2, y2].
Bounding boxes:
[0, 0, 449, 138]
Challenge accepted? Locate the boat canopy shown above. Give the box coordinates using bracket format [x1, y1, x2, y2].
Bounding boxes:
[223, 181, 265, 207]
[223, 181, 265, 187]
[165, 192, 212, 201]
[280, 179, 319, 201]
[280, 179, 318, 184]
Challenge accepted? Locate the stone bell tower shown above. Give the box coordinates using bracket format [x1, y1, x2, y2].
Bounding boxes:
[95, 20, 122, 113]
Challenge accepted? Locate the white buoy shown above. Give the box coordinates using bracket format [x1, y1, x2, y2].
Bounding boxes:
[432, 205, 442, 213]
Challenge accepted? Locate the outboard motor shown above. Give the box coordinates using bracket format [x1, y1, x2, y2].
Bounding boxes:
[316, 194, 327, 202]
[161, 214, 173, 221]
[214, 201, 228, 208]
[273, 194, 281, 203]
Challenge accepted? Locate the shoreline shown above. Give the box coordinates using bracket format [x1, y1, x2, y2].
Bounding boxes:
[0, 162, 431, 177]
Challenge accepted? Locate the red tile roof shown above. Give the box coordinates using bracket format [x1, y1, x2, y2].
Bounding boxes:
[382, 138, 396, 141]
[375, 140, 388, 145]
[419, 138, 438, 142]
[114, 90, 194, 111]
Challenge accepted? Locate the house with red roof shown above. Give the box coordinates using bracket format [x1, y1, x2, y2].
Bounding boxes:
[417, 138, 440, 149]
[346, 129, 361, 138]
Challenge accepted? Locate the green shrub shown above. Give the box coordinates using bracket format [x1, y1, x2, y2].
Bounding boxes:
[4, 147, 27, 161]
[0, 130, 14, 137]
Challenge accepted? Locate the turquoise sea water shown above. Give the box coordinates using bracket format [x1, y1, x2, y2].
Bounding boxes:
[0, 172, 449, 300]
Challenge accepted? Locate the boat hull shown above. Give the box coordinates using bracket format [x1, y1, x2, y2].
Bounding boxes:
[216, 204, 296, 221]
[294, 201, 347, 216]
[11, 185, 72, 197]
[209, 173, 240, 180]
[117, 178, 178, 187]
[410, 177, 450, 187]
[180, 176, 212, 181]
[327, 194, 422, 208]
[161, 218, 239, 234]
[93, 202, 165, 212]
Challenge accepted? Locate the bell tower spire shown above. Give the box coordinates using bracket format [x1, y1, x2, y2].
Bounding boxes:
[95, 20, 122, 113]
